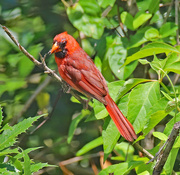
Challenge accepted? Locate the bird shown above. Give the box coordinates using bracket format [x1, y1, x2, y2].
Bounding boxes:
[51, 31, 137, 142]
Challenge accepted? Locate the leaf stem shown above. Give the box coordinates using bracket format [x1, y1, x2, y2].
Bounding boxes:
[160, 68, 178, 123]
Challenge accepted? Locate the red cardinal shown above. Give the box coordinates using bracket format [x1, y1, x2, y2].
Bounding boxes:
[51, 32, 137, 142]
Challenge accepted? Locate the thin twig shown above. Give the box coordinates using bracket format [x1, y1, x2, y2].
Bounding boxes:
[163, 0, 174, 24]
[116, 3, 127, 38]
[133, 142, 154, 160]
[59, 152, 103, 166]
[175, 0, 179, 45]
[153, 121, 180, 175]
[12, 76, 52, 125]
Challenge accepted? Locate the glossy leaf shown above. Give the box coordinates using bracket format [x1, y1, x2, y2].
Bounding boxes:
[120, 12, 134, 30]
[99, 161, 143, 175]
[30, 163, 55, 173]
[128, 81, 161, 133]
[143, 98, 169, 136]
[97, 0, 116, 8]
[153, 132, 168, 141]
[133, 13, 152, 29]
[148, 0, 159, 14]
[106, 35, 137, 80]
[116, 78, 151, 100]
[173, 136, 180, 148]
[67, 0, 104, 39]
[164, 53, 180, 74]
[160, 22, 177, 38]
[164, 148, 179, 175]
[125, 42, 180, 65]
[127, 27, 149, 48]
[76, 136, 103, 156]
[102, 118, 120, 160]
[113, 142, 135, 161]
[68, 110, 90, 143]
[145, 28, 159, 40]
[163, 113, 180, 136]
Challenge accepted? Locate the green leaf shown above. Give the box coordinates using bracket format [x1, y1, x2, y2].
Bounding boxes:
[94, 56, 102, 72]
[143, 98, 169, 135]
[120, 12, 134, 30]
[161, 91, 173, 101]
[163, 113, 180, 136]
[106, 36, 126, 79]
[0, 148, 19, 156]
[23, 150, 31, 175]
[153, 132, 168, 141]
[150, 54, 166, 74]
[0, 115, 43, 150]
[99, 161, 143, 175]
[138, 59, 150, 65]
[144, 111, 167, 136]
[136, 0, 152, 12]
[148, 0, 159, 14]
[0, 76, 26, 96]
[145, 28, 159, 40]
[18, 45, 42, 77]
[125, 42, 180, 65]
[67, 110, 90, 144]
[102, 118, 120, 161]
[133, 13, 152, 29]
[97, 0, 116, 8]
[93, 100, 108, 120]
[9, 156, 22, 172]
[67, 0, 104, 39]
[164, 148, 179, 175]
[160, 22, 177, 38]
[102, 54, 115, 81]
[113, 142, 135, 161]
[116, 78, 151, 100]
[108, 80, 125, 99]
[30, 163, 55, 173]
[164, 53, 180, 74]
[137, 170, 151, 175]
[76, 136, 103, 156]
[135, 157, 155, 175]
[173, 136, 180, 148]
[128, 82, 161, 133]
[127, 27, 149, 48]
[15, 147, 42, 159]
[106, 35, 137, 80]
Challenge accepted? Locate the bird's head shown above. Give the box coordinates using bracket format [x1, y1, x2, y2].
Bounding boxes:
[51, 31, 80, 58]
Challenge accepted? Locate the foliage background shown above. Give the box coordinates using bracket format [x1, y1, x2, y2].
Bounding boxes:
[0, 0, 180, 174]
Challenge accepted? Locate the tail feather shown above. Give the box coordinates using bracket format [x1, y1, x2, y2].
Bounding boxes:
[105, 94, 137, 142]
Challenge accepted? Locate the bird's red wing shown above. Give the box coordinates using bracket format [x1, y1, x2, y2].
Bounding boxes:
[62, 52, 108, 104]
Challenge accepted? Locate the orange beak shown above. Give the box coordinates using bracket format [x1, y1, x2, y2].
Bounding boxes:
[51, 42, 60, 54]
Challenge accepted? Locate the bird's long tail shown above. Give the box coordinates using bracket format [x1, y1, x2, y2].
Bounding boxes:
[105, 94, 137, 142]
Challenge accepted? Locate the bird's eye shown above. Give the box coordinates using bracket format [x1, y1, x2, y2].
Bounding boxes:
[60, 40, 67, 48]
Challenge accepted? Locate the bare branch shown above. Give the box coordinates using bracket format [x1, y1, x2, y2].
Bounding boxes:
[175, 0, 179, 45]
[133, 142, 154, 160]
[153, 121, 180, 175]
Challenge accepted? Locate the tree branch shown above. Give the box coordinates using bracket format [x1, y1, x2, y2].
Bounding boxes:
[153, 121, 180, 175]
[1, 25, 92, 110]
